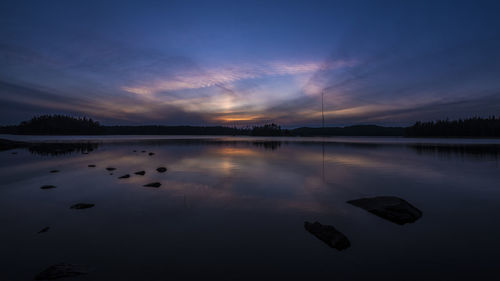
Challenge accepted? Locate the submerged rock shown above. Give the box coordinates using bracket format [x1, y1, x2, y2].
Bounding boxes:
[40, 185, 56, 190]
[38, 227, 50, 234]
[144, 182, 161, 188]
[49, 170, 59, 173]
[34, 263, 89, 280]
[88, 164, 96, 168]
[148, 152, 154, 156]
[70, 203, 95, 210]
[119, 174, 130, 179]
[106, 167, 116, 171]
[347, 196, 422, 225]
[304, 221, 350, 250]
[133, 150, 137, 152]
[156, 167, 167, 173]
[134, 171, 146, 176]
[141, 150, 146, 153]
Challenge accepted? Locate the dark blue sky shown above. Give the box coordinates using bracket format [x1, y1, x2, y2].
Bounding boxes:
[1, 0, 499, 126]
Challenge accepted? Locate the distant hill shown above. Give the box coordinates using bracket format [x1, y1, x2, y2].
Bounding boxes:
[1, 115, 499, 137]
[0, 116, 404, 136]
[293, 125, 404, 136]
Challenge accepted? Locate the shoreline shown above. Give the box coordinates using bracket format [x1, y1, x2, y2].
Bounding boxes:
[3, 134, 500, 146]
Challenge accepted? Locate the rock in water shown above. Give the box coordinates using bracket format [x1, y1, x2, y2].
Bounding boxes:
[148, 152, 154, 156]
[119, 174, 130, 179]
[156, 167, 167, 173]
[347, 196, 422, 225]
[304, 221, 350, 250]
[40, 185, 56, 190]
[34, 263, 88, 280]
[88, 164, 96, 168]
[70, 203, 95, 210]
[49, 170, 59, 173]
[38, 227, 50, 234]
[135, 171, 146, 176]
[106, 167, 116, 171]
[144, 182, 161, 188]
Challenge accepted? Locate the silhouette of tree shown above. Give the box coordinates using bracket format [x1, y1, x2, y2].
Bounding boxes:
[7, 114, 499, 137]
[405, 116, 500, 137]
[251, 123, 289, 136]
[14, 115, 101, 135]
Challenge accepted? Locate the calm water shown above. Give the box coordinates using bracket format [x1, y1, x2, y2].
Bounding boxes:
[1, 136, 500, 280]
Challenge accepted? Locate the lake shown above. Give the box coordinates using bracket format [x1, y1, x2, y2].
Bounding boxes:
[1, 136, 500, 280]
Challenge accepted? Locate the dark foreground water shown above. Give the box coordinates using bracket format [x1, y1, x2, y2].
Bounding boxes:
[1, 136, 500, 280]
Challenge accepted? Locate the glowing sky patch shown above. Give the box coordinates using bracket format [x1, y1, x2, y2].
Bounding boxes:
[122, 60, 352, 95]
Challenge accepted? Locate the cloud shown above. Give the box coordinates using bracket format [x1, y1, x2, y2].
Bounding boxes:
[1, 13, 500, 127]
[0, 80, 211, 125]
[122, 59, 356, 95]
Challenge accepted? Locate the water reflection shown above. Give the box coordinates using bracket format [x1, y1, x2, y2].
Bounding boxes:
[1, 138, 99, 156]
[4, 137, 500, 160]
[252, 141, 281, 150]
[28, 142, 99, 156]
[409, 143, 500, 160]
[0, 138, 500, 280]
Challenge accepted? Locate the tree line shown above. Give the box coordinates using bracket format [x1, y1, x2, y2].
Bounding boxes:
[5, 115, 101, 135]
[404, 116, 500, 137]
[1, 115, 499, 137]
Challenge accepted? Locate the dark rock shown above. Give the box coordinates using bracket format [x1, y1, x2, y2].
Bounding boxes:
[70, 203, 95, 210]
[141, 150, 146, 153]
[304, 221, 350, 250]
[88, 164, 96, 168]
[133, 150, 137, 152]
[106, 167, 116, 171]
[134, 171, 145, 176]
[347, 196, 422, 225]
[49, 170, 59, 173]
[34, 263, 89, 280]
[38, 227, 50, 234]
[148, 152, 154, 156]
[40, 185, 56, 190]
[109, 173, 113, 175]
[144, 182, 161, 188]
[82, 152, 88, 154]
[119, 174, 130, 179]
[156, 167, 167, 173]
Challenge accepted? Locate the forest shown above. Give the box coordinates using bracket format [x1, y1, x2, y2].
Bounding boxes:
[404, 117, 500, 137]
[1, 115, 499, 137]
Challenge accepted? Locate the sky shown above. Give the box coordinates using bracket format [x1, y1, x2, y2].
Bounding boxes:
[1, 0, 500, 127]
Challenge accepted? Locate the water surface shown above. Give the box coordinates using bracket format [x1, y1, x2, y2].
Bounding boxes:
[1, 136, 499, 280]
